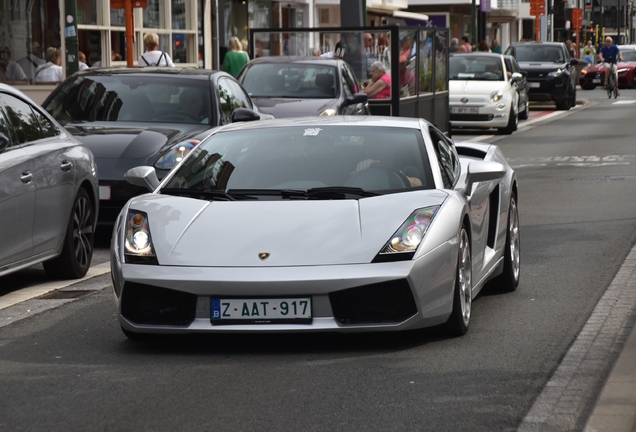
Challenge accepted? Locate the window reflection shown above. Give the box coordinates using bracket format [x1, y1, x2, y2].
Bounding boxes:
[2, 94, 43, 144]
[143, 0, 162, 28]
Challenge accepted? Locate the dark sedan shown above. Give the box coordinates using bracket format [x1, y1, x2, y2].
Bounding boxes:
[42, 68, 266, 226]
[236, 56, 369, 118]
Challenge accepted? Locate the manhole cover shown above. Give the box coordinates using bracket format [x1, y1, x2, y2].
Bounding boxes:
[37, 290, 94, 300]
[574, 176, 636, 182]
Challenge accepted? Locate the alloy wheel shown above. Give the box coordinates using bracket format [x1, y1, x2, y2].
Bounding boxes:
[72, 196, 93, 269]
[458, 229, 472, 327]
[509, 198, 521, 283]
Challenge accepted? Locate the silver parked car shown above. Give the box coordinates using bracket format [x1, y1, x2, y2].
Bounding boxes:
[0, 84, 99, 279]
[111, 116, 520, 339]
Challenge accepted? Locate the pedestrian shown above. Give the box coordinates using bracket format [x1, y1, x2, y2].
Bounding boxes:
[17, 41, 45, 81]
[565, 40, 576, 58]
[78, 51, 89, 70]
[477, 40, 490, 52]
[138, 32, 175, 67]
[0, 47, 29, 84]
[582, 40, 596, 59]
[34, 47, 63, 83]
[461, 35, 472, 53]
[222, 36, 249, 78]
[491, 39, 502, 54]
[449, 38, 459, 53]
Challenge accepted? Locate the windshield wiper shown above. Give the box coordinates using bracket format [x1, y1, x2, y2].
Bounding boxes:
[160, 188, 256, 201]
[304, 186, 378, 198]
[224, 187, 378, 200]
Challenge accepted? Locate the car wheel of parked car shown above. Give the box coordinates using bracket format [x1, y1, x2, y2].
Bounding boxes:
[445, 226, 472, 337]
[570, 88, 577, 108]
[581, 84, 596, 90]
[519, 100, 529, 120]
[498, 107, 518, 134]
[43, 188, 95, 279]
[555, 88, 572, 110]
[493, 193, 520, 293]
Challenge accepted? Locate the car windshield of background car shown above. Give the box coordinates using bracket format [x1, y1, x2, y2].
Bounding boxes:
[512, 46, 565, 63]
[621, 51, 636, 61]
[240, 64, 338, 99]
[43, 75, 213, 125]
[449, 56, 505, 81]
[162, 126, 434, 196]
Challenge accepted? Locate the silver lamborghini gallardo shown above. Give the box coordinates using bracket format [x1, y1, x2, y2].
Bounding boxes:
[110, 116, 520, 339]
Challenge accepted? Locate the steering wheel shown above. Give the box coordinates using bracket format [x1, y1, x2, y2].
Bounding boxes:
[346, 163, 411, 189]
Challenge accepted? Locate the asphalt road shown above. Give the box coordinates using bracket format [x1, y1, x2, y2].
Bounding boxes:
[2, 91, 636, 431]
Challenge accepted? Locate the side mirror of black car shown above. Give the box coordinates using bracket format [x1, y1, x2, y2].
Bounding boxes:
[0, 133, 9, 154]
[570, 58, 580, 66]
[231, 108, 261, 123]
[346, 93, 368, 106]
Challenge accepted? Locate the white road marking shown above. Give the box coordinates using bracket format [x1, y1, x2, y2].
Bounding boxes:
[612, 100, 636, 104]
[0, 261, 111, 311]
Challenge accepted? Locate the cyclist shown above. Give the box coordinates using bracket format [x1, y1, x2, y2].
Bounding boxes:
[598, 36, 623, 95]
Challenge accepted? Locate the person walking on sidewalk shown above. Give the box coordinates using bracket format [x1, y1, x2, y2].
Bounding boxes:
[222, 37, 249, 78]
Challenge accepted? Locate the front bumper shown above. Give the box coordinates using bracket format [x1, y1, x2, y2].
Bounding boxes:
[526, 76, 569, 101]
[111, 239, 458, 334]
[449, 101, 511, 129]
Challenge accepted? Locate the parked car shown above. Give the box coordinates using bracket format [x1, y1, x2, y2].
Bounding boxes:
[0, 84, 98, 279]
[236, 56, 369, 118]
[503, 55, 530, 120]
[579, 48, 636, 90]
[111, 116, 520, 339]
[505, 42, 579, 110]
[449, 53, 522, 134]
[42, 68, 268, 226]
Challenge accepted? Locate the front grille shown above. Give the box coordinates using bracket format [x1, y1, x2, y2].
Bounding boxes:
[329, 279, 417, 325]
[121, 282, 197, 326]
[451, 114, 494, 122]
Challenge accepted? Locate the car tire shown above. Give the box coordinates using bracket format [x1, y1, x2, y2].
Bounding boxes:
[519, 99, 529, 120]
[444, 226, 472, 337]
[631, 74, 636, 88]
[492, 193, 521, 293]
[555, 86, 572, 110]
[570, 88, 577, 108]
[581, 84, 596, 90]
[498, 106, 518, 134]
[43, 188, 95, 279]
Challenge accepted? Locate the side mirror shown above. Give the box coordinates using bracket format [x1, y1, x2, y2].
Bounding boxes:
[0, 133, 9, 154]
[570, 58, 580, 66]
[464, 161, 506, 196]
[231, 108, 260, 123]
[511, 72, 523, 82]
[125, 166, 160, 192]
[346, 93, 368, 106]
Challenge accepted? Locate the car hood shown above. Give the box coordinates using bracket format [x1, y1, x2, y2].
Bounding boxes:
[517, 62, 568, 72]
[64, 122, 210, 180]
[251, 97, 335, 117]
[127, 190, 448, 267]
[585, 61, 636, 72]
[450, 80, 508, 95]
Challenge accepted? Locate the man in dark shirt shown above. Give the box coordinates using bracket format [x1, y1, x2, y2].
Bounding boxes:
[598, 36, 623, 92]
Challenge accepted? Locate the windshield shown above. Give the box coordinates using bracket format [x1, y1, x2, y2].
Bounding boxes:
[622, 51, 636, 61]
[510, 45, 566, 63]
[162, 126, 434, 197]
[450, 56, 505, 81]
[43, 75, 213, 125]
[239, 63, 339, 99]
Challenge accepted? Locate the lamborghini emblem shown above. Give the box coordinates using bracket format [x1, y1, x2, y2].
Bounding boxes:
[258, 252, 271, 261]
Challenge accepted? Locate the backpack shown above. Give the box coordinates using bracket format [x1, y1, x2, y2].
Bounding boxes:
[140, 51, 167, 66]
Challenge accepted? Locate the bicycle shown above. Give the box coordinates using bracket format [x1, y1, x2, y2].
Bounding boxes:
[606, 63, 618, 99]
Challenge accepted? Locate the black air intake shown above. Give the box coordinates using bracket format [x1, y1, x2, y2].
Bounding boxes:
[121, 282, 197, 326]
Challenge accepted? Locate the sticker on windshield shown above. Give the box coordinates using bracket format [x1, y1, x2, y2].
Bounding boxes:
[303, 128, 322, 136]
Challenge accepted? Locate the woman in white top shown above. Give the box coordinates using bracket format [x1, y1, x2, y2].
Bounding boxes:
[138, 32, 175, 67]
[34, 47, 63, 83]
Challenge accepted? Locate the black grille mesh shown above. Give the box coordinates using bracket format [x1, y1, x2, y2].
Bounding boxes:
[329, 279, 417, 325]
[451, 114, 494, 122]
[121, 282, 197, 326]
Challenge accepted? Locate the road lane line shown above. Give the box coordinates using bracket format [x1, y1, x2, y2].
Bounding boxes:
[0, 261, 111, 311]
[612, 100, 636, 104]
[518, 244, 636, 431]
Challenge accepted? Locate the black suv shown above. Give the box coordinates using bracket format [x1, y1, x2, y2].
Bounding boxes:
[505, 42, 579, 110]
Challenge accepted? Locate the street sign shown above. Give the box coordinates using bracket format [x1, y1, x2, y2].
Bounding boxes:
[530, 0, 545, 17]
[572, 8, 583, 30]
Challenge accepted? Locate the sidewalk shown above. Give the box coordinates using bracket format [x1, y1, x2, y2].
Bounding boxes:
[584, 319, 636, 432]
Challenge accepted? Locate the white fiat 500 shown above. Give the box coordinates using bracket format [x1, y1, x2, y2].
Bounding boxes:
[449, 53, 521, 135]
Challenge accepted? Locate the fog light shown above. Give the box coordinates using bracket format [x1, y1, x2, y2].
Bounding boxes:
[496, 103, 506, 110]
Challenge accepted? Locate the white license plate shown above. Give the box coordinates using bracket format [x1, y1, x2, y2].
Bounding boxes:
[529, 82, 541, 88]
[592, 79, 601, 83]
[99, 185, 111, 200]
[211, 298, 312, 324]
[451, 107, 478, 114]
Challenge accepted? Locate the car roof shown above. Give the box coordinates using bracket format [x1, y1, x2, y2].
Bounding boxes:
[450, 52, 503, 58]
[216, 116, 425, 133]
[72, 67, 226, 80]
[509, 42, 565, 47]
[0, 83, 35, 101]
[246, 56, 343, 66]
[618, 45, 636, 51]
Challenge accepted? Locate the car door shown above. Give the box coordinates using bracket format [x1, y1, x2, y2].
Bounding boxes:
[342, 63, 368, 114]
[21, 101, 76, 256]
[0, 94, 35, 268]
[505, 57, 528, 110]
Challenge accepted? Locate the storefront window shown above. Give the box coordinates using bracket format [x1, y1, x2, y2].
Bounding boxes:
[435, 32, 448, 92]
[111, 31, 126, 61]
[172, 34, 187, 63]
[0, 0, 61, 84]
[77, 0, 98, 25]
[144, 0, 162, 29]
[111, 9, 126, 27]
[78, 30, 102, 68]
[172, 0, 187, 30]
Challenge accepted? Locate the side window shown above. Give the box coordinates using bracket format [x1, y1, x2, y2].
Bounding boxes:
[31, 108, 59, 138]
[0, 107, 14, 147]
[341, 69, 354, 98]
[217, 78, 239, 125]
[512, 59, 521, 74]
[343, 64, 360, 93]
[225, 79, 253, 111]
[1, 94, 43, 144]
[429, 126, 459, 189]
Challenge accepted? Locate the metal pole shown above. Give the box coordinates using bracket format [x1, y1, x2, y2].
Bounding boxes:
[472, 0, 477, 47]
[64, 0, 79, 75]
[619, 0, 622, 44]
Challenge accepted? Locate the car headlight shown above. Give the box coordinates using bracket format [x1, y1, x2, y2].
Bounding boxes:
[124, 210, 157, 264]
[548, 69, 563, 77]
[320, 108, 337, 116]
[617, 68, 629, 73]
[154, 140, 199, 170]
[490, 91, 503, 102]
[372, 206, 440, 263]
[580, 69, 588, 75]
